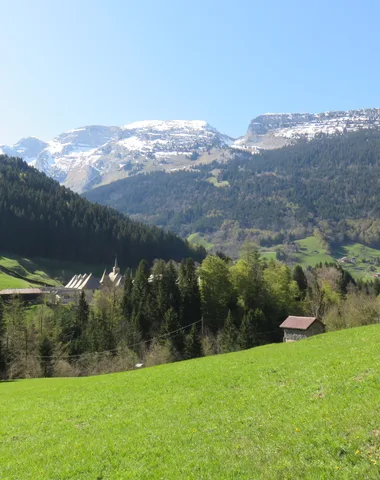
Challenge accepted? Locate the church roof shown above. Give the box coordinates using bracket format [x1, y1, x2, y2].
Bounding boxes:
[77, 273, 101, 290]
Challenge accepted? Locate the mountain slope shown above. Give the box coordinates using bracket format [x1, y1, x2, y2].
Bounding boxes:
[4, 108, 380, 193]
[1, 121, 233, 192]
[236, 108, 380, 150]
[85, 129, 380, 255]
[0, 155, 204, 267]
[2, 325, 380, 479]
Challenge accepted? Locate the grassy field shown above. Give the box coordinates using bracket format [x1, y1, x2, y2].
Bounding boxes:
[0, 252, 106, 290]
[294, 236, 334, 266]
[1, 326, 380, 479]
[188, 232, 214, 250]
[0, 271, 30, 290]
[259, 236, 380, 279]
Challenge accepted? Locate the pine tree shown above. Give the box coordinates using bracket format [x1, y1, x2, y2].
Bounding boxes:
[238, 310, 254, 350]
[131, 260, 152, 338]
[39, 336, 54, 377]
[221, 310, 238, 353]
[127, 309, 143, 354]
[178, 258, 201, 327]
[292, 265, 308, 296]
[162, 307, 184, 358]
[252, 308, 267, 346]
[184, 324, 203, 359]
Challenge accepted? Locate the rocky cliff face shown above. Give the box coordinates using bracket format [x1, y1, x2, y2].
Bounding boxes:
[1, 121, 232, 192]
[235, 108, 380, 150]
[4, 108, 380, 192]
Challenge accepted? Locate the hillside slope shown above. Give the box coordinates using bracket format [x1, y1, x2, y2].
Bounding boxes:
[1, 325, 380, 479]
[1, 121, 233, 192]
[85, 130, 380, 256]
[0, 155, 204, 267]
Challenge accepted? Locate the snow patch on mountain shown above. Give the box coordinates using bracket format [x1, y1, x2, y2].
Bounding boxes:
[237, 108, 380, 149]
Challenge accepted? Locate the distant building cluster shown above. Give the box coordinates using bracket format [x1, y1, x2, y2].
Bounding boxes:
[338, 256, 356, 265]
[0, 259, 125, 305]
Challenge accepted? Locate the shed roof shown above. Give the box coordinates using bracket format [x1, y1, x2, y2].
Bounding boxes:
[279, 316, 320, 330]
[0, 288, 43, 295]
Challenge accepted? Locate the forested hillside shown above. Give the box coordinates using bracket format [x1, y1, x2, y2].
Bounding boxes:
[0, 156, 204, 266]
[85, 130, 380, 254]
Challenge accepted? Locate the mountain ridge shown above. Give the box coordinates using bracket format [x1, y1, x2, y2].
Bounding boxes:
[3, 108, 380, 192]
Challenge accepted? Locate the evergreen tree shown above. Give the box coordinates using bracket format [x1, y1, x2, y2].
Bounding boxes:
[39, 336, 54, 377]
[127, 310, 143, 354]
[293, 265, 308, 296]
[178, 258, 201, 327]
[184, 324, 203, 359]
[238, 310, 254, 350]
[131, 260, 153, 338]
[221, 310, 238, 353]
[162, 307, 184, 358]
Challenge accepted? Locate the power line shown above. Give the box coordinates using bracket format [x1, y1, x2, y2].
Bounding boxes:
[22, 319, 203, 359]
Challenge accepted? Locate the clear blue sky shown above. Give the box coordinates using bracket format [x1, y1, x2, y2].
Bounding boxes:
[0, 0, 379, 144]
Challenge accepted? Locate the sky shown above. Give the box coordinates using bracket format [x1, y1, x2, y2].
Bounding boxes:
[0, 0, 380, 144]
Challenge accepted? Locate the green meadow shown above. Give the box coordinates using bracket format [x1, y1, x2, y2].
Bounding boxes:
[188, 232, 214, 250]
[1, 325, 380, 479]
[0, 252, 107, 290]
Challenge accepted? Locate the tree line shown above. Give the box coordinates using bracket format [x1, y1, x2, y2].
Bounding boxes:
[0, 155, 205, 267]
[85, 129, 380, 254]
[1, 248, 379, 379]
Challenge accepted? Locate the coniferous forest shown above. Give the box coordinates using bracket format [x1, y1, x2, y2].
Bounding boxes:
[0, 155, 205, 266]
[85, 130, 380, 252]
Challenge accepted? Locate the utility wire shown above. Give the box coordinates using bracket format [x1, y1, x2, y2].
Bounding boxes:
[22, 319, 203, 359]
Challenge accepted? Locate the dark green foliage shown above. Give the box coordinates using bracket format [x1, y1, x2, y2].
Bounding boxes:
[59, 293, 89, 356]
[221, 310, 238, 353]
[87, 311, 115, 353]
[293, 265, 308, 296]
[39, 336, 54, 377]
[184, 324, 203, 359]
[0, 155, 205, 266]
[85, 130, 380, 250]
[131, 260, 153, 338]
[162, 308, 184, 358]
[238, 310, 255, 350]
[178, 258, 201, 327]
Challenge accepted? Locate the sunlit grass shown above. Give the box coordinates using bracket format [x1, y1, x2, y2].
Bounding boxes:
[1, 326, 380, 479]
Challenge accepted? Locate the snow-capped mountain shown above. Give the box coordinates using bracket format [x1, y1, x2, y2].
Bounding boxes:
[1, 121, 232, 192]
[3, 108, 380, 193]
[0, 137, 48, 164]
[236, 108, 380, 150]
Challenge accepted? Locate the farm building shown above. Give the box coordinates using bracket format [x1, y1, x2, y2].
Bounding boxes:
[279, 316, 325, 342]
[0, 288, 45, 303]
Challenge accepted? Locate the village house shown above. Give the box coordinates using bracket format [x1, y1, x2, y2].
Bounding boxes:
[338, 256, 356, 265]
[279, 316, 325, 342]
[0, 288, 45, 304]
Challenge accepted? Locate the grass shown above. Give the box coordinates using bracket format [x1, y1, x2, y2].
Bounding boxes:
[0, 271, 30, 290]
[295, 236, 334, 266]
[1, 326, 380, 479]
[188, 232, 214, 250]
[0, 255, 60, 288]
[259, 236, 380, 279]
[0, 252, 106, 290]
[206, 176, 230, 187]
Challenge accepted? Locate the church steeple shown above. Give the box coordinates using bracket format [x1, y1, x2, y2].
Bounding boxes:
[113, 256, 120, 275]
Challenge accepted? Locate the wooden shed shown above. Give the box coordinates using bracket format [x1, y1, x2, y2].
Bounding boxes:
[279, 316, 325, 342]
